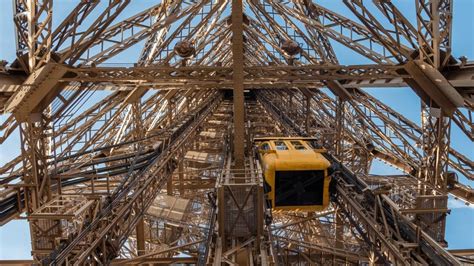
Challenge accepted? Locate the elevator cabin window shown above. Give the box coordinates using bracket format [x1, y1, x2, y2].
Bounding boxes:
[290, 141, 307, 150]
[274, 170, 325, 207]
[260, 142, 271, 151]
[273, 141, 288, 150]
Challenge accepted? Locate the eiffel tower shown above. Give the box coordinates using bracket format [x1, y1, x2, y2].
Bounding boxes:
[0, 0, 473, 265]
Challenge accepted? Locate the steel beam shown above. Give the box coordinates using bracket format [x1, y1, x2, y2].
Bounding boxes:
[13, 0, 53, 72]
[231, 0, 245, 169]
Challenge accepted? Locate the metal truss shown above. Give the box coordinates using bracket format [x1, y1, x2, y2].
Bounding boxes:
[1, 0, 473, 265]
[57, 63, 406, 89]
[13, 0, 53, 72]
[258, 91, 460, 264]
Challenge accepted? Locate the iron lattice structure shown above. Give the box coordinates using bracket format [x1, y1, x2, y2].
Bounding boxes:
[0, 0, 473, 265]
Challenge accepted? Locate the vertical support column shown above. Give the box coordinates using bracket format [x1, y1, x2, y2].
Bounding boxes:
[416, 0, 452, 69]
[167, 177, 173, 196]
[231, 0, 245, 169]
[131, 101, 144, 146]
[20, 113, 51, 213]
[167, 97, 176, 127]
[136, 218, 145, 256]
[335, 97, 345, 160]
[130, 100, 147, 256]
[20, 112, 58, 260]
[334, 208, 344, 249]
[14, 0, 53, 72]
[217, 185, 226, 248]
[414, 0, 453, 244]
[418, 102, 450, 243]
[305, 94, 310, 133]
[26, 0, 37, 71]
[421, 105, 450, 191]
[256, 185, 264, 248]
[178, 159, 185, 196]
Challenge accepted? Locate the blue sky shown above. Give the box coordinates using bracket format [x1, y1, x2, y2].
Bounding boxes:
[1, 0, 473, 260]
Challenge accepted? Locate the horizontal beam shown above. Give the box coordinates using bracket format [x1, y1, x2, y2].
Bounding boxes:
[0, 73, 25, 92]
[4, 63, 67, 121]
[57, 64, 406, 88]
[448, 249, 474, 256]
[3, 63, 473, 91]
[405, 60, 464, 114]
[1, 63, 472, 114]
[449, 182, 474, 205]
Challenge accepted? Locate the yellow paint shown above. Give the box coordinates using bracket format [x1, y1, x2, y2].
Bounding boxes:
[257, 139, 332, 212]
